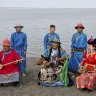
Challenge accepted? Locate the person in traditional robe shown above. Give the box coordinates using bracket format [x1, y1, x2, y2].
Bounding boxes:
[0, 39, 21, 86]
[68, 23, 87, 73]
[38, 38, 74, 87]
[10, 24, 27, 76]
[76, 39, 96, 91]
[43, 25, 60, 52]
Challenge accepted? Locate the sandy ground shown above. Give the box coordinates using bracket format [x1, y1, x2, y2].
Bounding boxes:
[0, 57, 96, 96]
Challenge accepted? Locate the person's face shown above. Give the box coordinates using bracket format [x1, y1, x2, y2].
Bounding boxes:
[88, 44, 94, 53]
[52, 42, 59, 49]
[76, 27, 83, 33]
[50, 27, 56, 34]
[16, 27, 22, 32]
[3, 46, 10, 52]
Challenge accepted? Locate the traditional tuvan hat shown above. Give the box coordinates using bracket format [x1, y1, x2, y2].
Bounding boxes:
[14, 24, 23, 28]
[3, 38, 10, 46]
[51, 38, 61, 44]
[75, 23, 85, 29]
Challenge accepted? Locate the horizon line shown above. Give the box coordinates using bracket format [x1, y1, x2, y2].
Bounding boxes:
[0, 7, 96, 9]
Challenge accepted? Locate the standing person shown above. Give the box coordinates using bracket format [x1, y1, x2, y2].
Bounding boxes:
[68, 23, 87, 73]
[44, 25, 60, 52]
[0, 39, 21, 86]
[10, 24, 27, 76]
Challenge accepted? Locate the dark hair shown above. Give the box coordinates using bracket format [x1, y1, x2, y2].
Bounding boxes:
[50, 25, 56, 28]
[48, 45, 61, 61]
[88, 38, 96, 47]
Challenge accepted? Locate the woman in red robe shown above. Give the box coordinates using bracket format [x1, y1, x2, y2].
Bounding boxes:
[76, 38, 96, 91]
[0, 39, 21, 85]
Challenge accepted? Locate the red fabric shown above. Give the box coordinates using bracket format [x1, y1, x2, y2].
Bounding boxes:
[0, 49, 20, 74]
[76, 73, 96, 90]
[81, 52, 96, 72]
[77, 52, 96, 90]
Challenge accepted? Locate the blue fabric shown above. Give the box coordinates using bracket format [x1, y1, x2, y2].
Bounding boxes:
[71, 32, 87, 50]
[44, 33, 60, 51]
[39, 79, 74, 87]
[68, 32, 87, 73]
[10, 32, 27, 51]
[10, 32, 27, 73]
[43, 48, 67, 58]
[16, 50, 26, 73]
[40, 81, 64, 87]
[68, 52, 84, 72]
[61, 51, 67, 57]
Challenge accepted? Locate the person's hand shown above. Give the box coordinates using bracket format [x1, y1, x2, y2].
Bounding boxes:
[51, 60, 57, 64]
[18, 60, 22, 64]
[24, 51, 27, 55]
[43, 60, 48, 65]
[48, 46, 52, 49]
[56, 58, 61, 61]
[0, 64, 3, 69]
[15, 60, 22, 64]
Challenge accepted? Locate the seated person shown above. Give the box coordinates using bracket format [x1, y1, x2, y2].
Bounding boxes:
[37, 38, 74, 87]
[0, 39, 21, 86]
[76, 38, 96, 91]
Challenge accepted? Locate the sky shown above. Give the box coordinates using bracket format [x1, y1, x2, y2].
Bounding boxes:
[0, 0, 96, 8]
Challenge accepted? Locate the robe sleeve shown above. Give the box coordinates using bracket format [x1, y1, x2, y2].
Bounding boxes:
[61, 50, 67, 57]
[10, 33, 14, 48]
[81, 52, 87, 66]
[56, 34, 60, 41]
[95, 54, 96, 62]
[43, 49, 50, 58]
[0, 52, 2, 63]
[71, 34, 75, 50]
[24, 34, 27, 51]
[14, 50, 21, 60]
[43, 34, 48, 51]
[84, 35, 87, 50]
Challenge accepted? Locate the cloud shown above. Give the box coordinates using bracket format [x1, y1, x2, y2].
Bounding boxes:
[0, 0, 96, 8]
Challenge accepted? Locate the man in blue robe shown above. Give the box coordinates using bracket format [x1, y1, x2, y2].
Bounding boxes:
[10, 24, 27, 76]
[68, 23, 87, 73]
[43, 25, 60, 52]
